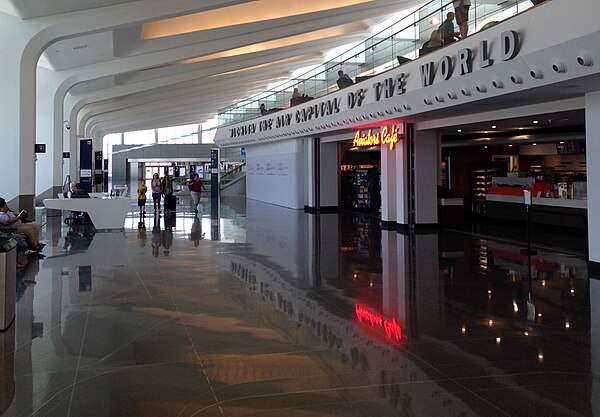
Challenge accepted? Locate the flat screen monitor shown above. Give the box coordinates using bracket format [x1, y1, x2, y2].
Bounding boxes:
[179, 166, 186, 177]
[197, 166, 204, 177]
[168, 166, 174, 176]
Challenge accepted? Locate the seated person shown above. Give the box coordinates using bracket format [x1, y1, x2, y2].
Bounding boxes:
[66, 183, 91, 223]
[0, 197, 44, 251]
[440, 12, 460, 45]
[336, 70, 354, 89]
[65, 182, 76, 198]
[70, 183, 90, 198]
[421, 28, 443, 55]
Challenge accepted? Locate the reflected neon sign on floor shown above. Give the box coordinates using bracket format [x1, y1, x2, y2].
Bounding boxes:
[355, 304, 402, 342]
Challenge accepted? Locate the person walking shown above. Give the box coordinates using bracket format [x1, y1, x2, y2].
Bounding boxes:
[186, 173, 205, 213]
[162, 173, 176, 214]
[150, 173, 163, 212]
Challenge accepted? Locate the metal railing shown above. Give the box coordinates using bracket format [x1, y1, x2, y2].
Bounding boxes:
[220, 164, 247, 186]
[217, 0, 535, 128]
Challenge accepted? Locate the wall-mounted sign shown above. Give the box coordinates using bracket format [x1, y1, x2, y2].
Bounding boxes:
[353, 124, 402, 150]
[35, 144, 46, 153]
[355, 304, 402, 342]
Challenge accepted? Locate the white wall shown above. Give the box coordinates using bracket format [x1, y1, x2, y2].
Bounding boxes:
[586, 92, 600, 263]
[246, 139, 305, 209]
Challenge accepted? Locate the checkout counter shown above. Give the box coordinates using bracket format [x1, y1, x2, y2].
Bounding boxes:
[486, 177, 587, 229]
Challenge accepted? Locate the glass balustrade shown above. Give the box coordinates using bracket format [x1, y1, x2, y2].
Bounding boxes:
[220, 164, 247, 186]
[217, 0, 534, 128]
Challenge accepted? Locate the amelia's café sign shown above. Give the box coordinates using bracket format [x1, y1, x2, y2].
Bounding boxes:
[229, 31, 520, 139]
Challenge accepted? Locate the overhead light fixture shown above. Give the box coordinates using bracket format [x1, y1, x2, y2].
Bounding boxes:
[509, 144, 513, 147]
[492, 125, 497, 129]
[532, 143, 537, 146]
[457, 129, 462, 132]
[484, 131, 488, 134]
[533, 120, 539, 124]
[519, 127, 524, 130]
[559, 141, 565, 144]
[484, 145, 488, 149]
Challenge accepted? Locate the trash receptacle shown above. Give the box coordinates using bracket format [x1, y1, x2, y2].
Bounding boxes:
[0, 238, 17, 331]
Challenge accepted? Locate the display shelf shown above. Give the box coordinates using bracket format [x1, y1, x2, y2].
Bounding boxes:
[469, 163, 506, 215]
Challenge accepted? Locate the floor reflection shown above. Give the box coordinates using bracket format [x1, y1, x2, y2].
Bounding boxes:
[1, 197, 596, 417]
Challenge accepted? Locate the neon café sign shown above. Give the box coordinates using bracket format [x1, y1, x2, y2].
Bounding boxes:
[353, 124, 401, 150]
[355, 304, 402, 342]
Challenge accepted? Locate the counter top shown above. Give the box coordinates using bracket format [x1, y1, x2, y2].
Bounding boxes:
[43, 197, 133, 229]
[486, 194, 587, 209]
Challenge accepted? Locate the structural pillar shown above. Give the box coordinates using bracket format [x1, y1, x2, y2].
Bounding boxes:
[414, 129, 438, 225]
[381, 144, 397, 225]
[319, 141, 339, 209]
[396, 126, 438, 228]
[586, 92, 600, 266]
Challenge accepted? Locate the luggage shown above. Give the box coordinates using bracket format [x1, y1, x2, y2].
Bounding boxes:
[164, 193, 176, 214]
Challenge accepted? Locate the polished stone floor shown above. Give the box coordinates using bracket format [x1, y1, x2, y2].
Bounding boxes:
[1, 196, 598, 417]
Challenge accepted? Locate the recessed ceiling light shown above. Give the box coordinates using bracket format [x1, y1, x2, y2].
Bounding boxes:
[509, 144, 513, 147]
[533, 120, 539, 124]
[532, 143, 537, 146]
[484, 131, 488, 134]
[492, 125, 497, 129]
[457, 129, 462, 132]
[559, 141, 565, 144]
[519, 127, 524, 130]
[484, 145, 488, 149]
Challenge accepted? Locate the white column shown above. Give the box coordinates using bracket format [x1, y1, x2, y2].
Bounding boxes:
[395, 137, 409, 225]
[414, 129, 438, 225]
[36, 67, 65, 202]
[586, 92, 600, 263]
[305, 137, 316, 208]
[319, 142, 339, 208]
[0, 14, 40, 210]
[380, 145, 397, 223]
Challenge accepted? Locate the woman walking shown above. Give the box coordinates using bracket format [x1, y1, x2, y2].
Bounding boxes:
[151, 173, 163, 212]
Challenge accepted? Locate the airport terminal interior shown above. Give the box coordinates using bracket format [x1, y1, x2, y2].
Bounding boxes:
[2, 0, 600, 416]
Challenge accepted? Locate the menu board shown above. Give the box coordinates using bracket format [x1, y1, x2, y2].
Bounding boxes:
[556, 141, 583, 155]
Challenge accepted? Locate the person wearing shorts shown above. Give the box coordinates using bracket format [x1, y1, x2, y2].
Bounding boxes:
[137, 179, 147, 216]
[454, 0, 471, 39]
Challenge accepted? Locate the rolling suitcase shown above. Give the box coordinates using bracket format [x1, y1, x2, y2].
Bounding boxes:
[164, 193, 176, 214]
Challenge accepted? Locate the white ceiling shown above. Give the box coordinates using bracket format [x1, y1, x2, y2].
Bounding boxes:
[3, 0, 425, 137]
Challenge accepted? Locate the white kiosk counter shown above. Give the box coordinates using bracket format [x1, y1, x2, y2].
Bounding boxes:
[43, 197, 133, 230]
